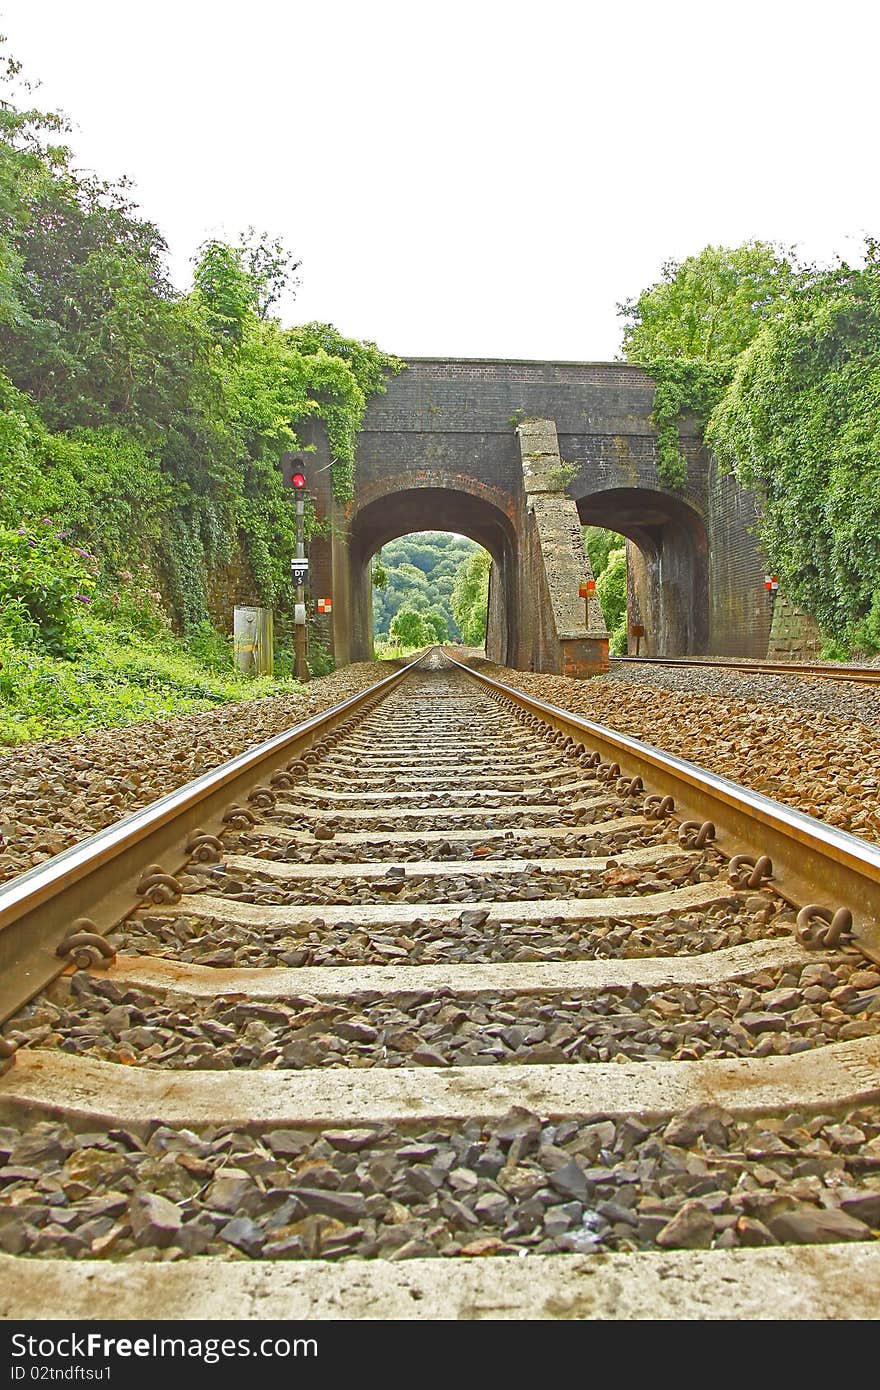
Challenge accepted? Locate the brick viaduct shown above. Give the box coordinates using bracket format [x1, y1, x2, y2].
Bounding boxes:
[293, 358, 774, 675]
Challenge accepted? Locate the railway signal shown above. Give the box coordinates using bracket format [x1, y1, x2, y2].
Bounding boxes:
[765, 575, 779, 593]
[289, 462, 309, 682]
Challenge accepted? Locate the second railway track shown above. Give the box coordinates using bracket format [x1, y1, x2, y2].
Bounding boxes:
[610, 654, 880, 685]
[1, 649, 879, 1319]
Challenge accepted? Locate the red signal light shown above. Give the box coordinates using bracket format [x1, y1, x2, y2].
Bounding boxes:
[291, 472, 306, 490]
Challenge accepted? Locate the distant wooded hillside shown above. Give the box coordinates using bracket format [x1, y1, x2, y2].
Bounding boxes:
[372, 533, 482, 642]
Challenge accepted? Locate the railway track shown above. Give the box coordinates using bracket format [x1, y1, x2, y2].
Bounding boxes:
[610, 655, 880, 685]
[1, 648, 879, 1320]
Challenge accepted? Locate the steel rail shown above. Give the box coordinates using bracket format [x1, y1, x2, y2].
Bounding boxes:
[0, 654, 426, 1023]
[3, 642, 879, 1030]
[448, 653, 880, 964]
[610, 655, 880, 685]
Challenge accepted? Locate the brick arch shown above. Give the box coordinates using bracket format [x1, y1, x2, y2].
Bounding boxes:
[352, 468, 516, 526]
[349, 485, 516, 566]
[576, 487, 709, 654]
[299, 358, 773, 669]
[347, 487, 520, 662]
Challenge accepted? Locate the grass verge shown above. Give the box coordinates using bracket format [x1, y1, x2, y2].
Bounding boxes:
[0, 618, 302, 745]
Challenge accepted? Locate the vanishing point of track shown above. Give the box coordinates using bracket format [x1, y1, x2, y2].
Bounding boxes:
[1, 649, 879, 1320]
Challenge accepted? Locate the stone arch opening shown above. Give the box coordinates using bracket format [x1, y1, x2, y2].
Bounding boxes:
[576, 487, 709, 655]
[346, 487, 520, 663]
[369, 530, 488, 649]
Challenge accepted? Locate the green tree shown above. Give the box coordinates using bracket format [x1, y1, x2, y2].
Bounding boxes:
[451, 548, 491, 646]
[0, 524, 95, 656]
[237, 228, 300, 320]
[192, 240, 259, 346]
[584, 526, 624, 580]
[389, 608, 430, 647]
[618, 242, 797, 488]
[0, 42, 402, 635]
[423, 610, 448, 642]
[619, 242, 797, 363]
[371, 532, 479, 640]
[596, 546, 627, 654]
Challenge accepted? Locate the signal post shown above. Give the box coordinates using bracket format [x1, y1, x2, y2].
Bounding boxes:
[290, 468, 309, 683]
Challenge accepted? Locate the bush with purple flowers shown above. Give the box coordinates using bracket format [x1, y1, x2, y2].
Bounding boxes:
[0, 526, 95, 656]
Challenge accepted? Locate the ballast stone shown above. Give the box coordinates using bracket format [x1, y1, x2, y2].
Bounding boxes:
[128, 1192, 182, 1247]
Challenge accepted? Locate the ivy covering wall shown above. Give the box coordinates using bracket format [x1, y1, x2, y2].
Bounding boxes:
[620, 241, 880, 650]
[619, 242, 797, 488]
[708, 251, 880, 651]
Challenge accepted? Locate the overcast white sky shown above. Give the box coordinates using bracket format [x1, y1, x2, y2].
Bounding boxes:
[2, 0, 878, 360]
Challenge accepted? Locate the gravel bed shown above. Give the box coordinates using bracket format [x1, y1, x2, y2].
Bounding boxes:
[7, 961, 878, 1071]
[307, 758, 570, 787]
[4, 649, 878, 893]
[609, 660, 880, 727]
[236, 824, 657, 865]
[269, 809, 607, 832]
[470, 658, 880, 844]
[0, 661, 399, 885]
[6, 653, 879, 1274]
[2, 1103, 879, 1261]
[113, 889, 792, 968]
[185, 848, 709, 908]
[279, 787, 589, 811]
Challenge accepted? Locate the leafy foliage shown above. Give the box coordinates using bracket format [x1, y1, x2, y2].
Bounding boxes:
[619, 242, 797, 363]
[0, 615, 297, 745]
[620, 243, 796, 487]
[385, 606, 448, 650]
[372, 533, 481, 642]
[596, 547, 627, 655]
[423, 611, 448, 642]
[289, 321, 403, 501]
[543, 460, 578, 492]
[0, 523, 301, 743]
[389, 608, 432, 648]
[193, 240, 260, 345]
[708, 248, 880, 650]
[451, 548, 492, 647]
[0, 522, 95, 656]
[584, 526, 624, 580]
[643, 359, 732, 488]
[620, 237, 880, 647]
[584, 526, 627, 650]
[0, 50, 402, 640]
